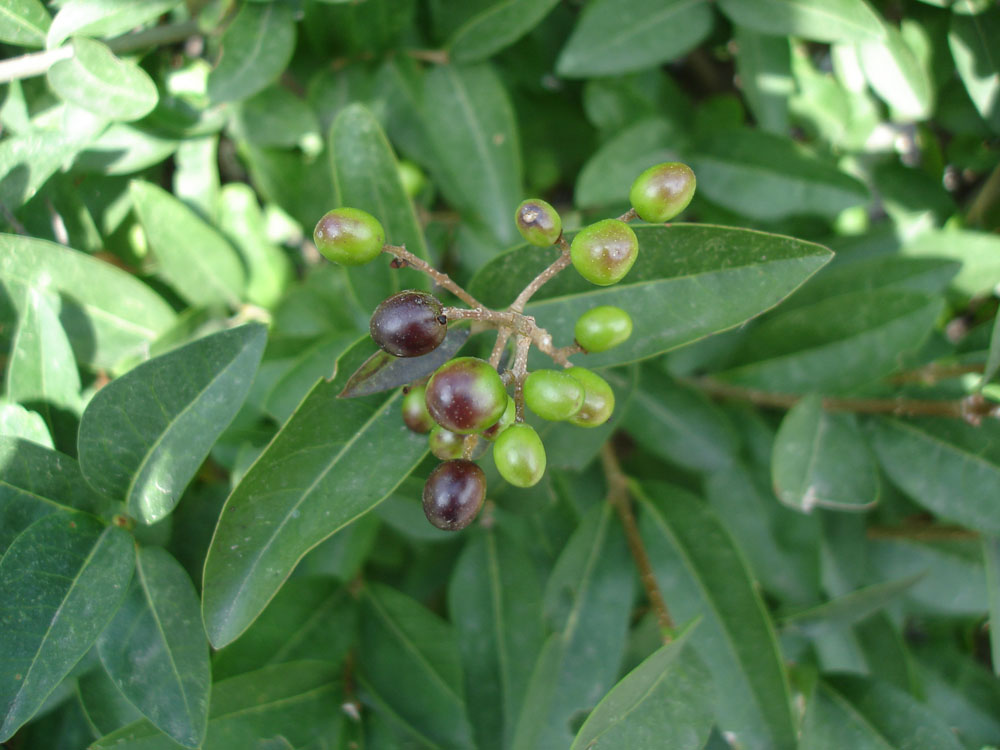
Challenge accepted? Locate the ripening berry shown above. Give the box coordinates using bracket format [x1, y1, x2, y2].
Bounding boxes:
[313, 207, 385, 266]
[482, 396, 515, 441]
[429, 424, 464, 460]
[515, 199, 562, 246]
[574, 306, 633, 353]
[425, 357, 508, 434]
[423, 460, 486, 531]
[523, 370, 584, 421]
[402, 385, 434, 434]
[493, 424, 546, 488]
[370, 290, 446, 357]
[570, 219, 638, 286]
[629, 162, 696, 223]
[566, 368, 615, 428]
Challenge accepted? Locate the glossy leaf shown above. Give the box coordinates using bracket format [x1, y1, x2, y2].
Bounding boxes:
[206, 2, 296, 105]
[359, 583, 475, 749]
[512, 503, 633, 750]
[47, 38, 158, 121]
[902, 228, 1000, 296]
[858, 22, 933, 120]
[690, 129, 868, 219]
[0, 401, 52, 448]
[570, 628, 714, 750]
[230, 86, 321, 152]
[979, 308, 1000, 390]
[772, 395, 879, 512]
[0, 0, 50, 46]
[557, 0, 713, 77]
[719, 290, 942, 393]
[92, 662, 342, 749]
[262, 334, 355, 423]
[98, 547, 210, 748]
[779, 574, 924, 632]
[717, 0, 885, 43]
[77, 667, 144, 736]
[636, 481, 797, 750]
[913, 641, 1000, 744]
[130, 180, 246, 308]
[734, 28, 793, 134]
[449, 0, 561, 63]
[201, 337, 429, 648]
[0, 513, 134, 741]
[448, 529, 544, 750]
[0, 130, 87, 209]
[869, 417, 1000, 535]
[986, 536, 1000, 676]
[46, 0, 181, 48]
[801, 674, 964, 749]
[0, 234, 176, 370]
[78, 324, 267, 524]
[949, 7, 1000, 134]
[469, 224, 832, 369]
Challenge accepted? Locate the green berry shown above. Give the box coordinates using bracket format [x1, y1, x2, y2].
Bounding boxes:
[566, 368, 615, 428]
[524, 370, 584, 421]
[515, 199, 562, 246]
[429, 425, 464, 460]
[574, 306, 633, 353]
[425, 357, 508, 434]
[482, 396, 515, 441]
[397, 160, 426, 199]
[629, 162, 696, 223]
[570, 219, 638, 286]
[402, 386, 433, 434]
[493, 424, 546, 488]
[313, 207, 385, 266]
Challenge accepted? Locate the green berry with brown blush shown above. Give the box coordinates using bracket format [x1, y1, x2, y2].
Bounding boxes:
[482, 396, 515, 441]
[422, 459, 486, 530]
[370, 290, 446, 357]
[566, 367, 615, 428]
[574, 306, 633, 353]
[493, 424, 546, 488]
[402, 385, 433, 434]
[629, 162, 696, 223]
[313, 207, 385, 266]
[570, 219, 638, 286]
[429, 424, 464, 460]
[425, 357, 508, 434]
[515, 199, 562, 246]
[524, 369, 584, 421]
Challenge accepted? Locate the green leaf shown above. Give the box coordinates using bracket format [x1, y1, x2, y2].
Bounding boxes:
[868, 417, 1000, 535]
[47, 37, 158, 122]
[771, 395, 879, 512]
[570, 628, 714, 750]
[328, 103, 429, 311]
[469, 224, 832, 369]
[902, 228, 1000, 296]
[913, 641, 1000, 745]
[173, 136, 220, 221]
[130, 180, 246, 308]
[986, 535, 1000, 676]
[448, 0, 559, 62]
[238, 143, 334, 232]
[979, 308, 1000, 390]
[75, 124, 179, 176]
[201, 337, 429, 648]
[636, 482, 797, 750]
[0, 513, 134, 741]
[92, 661, 343, 749]
[858, 22, 934, 120]
[0, 0, 50, 46]
[98, 547, 210, 748]
[801, 674, 964, 749]
[734, 29, 793, 134]
[0, 130, 91, 209]
[779, 574, 925, 631]
[718, 290, 942, 393]
[949, 7, 1000, 134]
[422, 63, 522, 245]
[359, 583, 475, 749]
[262, 334, 355, 423]
[78, 324, 267, 524]
[5, 287, 81, 434]
[206, 2, 296, 105]
[689, 129, 869, 219]
[0, 401, 52, 448]
[557, 0, 713, 77]
[717, 0, 885, 43]
[77, 667, 144, 736]
[512, 503, 633, 750]
[46, 0, 181, 49]
[448, 529, 544, 750]
[229, 86, 321, 152]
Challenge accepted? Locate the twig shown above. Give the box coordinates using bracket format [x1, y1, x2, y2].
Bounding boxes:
[867, 525, 980, 541]
[489, 327, 512, 369]
[385, 244, 484, 309]
[511, 335, 532, 421]
[600, 443, 674, 641]
[509, 245, 572, 313]
[617, 207, 638, 223]
[888, 362, 985, 384]
[405, 48, 450, 65]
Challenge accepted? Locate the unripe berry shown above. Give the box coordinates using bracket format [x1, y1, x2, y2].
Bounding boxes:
[423, 459, 486, 531]
[566, 368, 615, 428]
[429, 424, 464, 460]
[370, 290, 446, 357]
[425, 357, 508, 435]
[482, 396, 515, 441]
[493, 424, 546, 488]
[574, 306, 633, 353]
[515, 199, 562, 246]
[523, 370, 584, 421]
[629, 162, 696, 223]
[397, 160, 426, 199]
[402, 385, 433, 434]
[570, 219, 638, 286]
[313, 207, 385, 266]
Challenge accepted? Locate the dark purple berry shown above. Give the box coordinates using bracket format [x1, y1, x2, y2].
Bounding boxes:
[370, 290, 446, 357]
[422, 460, 486, 531]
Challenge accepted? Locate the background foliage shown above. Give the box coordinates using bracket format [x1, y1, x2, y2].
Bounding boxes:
[1, 0, 999, 748]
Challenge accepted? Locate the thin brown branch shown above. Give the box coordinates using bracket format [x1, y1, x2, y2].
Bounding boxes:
[489, 327, 512, 369]
[509, 247, 572, 313]
[600, 443, 674, 641]
[405, 48, 450, 65]
[511, 335, 532, 422]
[867, 525, 980, 541]
[385, 244, 484, 309]
[888, 362, 985, 385]
[616, 207, 639, 223]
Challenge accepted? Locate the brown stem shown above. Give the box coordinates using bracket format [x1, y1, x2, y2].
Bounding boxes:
[509, 247, 572, 313]
[405, 48, 450, 65]
[489, 327, 512, 369]
[511, 335, 532, 421]
[887, 362, 985, 384]
[385, 244, 484, 309]
[600, 443, 674, 640]
[616, 207, 639, 223]
[867, 525, 980, 541]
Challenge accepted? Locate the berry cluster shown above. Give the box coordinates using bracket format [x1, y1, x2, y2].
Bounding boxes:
[313, 162, 696, 531]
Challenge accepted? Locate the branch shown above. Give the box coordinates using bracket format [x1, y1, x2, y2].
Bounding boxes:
[385, 244, 484, 309]
[509, 241, 572, 314]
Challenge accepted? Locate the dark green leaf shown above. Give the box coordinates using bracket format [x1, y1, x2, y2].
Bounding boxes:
[130, 180, 246, 308]
[570, 628, 714, 750]
[78, 324, 267, 524]
[206, 2, 296, 105]
[78, 667, 145, 736]
[0, 513, 134, 741]
[469, 224, 832, 369]
[238, 143, 334, 232]
[359, 583, 475, 749]
[717, 0, 885, 43]
[0, 0, 50, 46]
[902, 228, 1000, 296]
[859, 22, 934, 120]
[772, 395, 879, 512]
[262, 334, 355, 423]
[913, 641, 1000, 745]
[46, 0, 180, 47]
[230, 86, 321, 152]
[949, 7, 1000, 134]
[979, 308, 1000, 389]
[779, 574, 924, 631]
[98, 547, 209, 748]
[986, 535, 1000, 676]
[448, 0, 561, 63]
[734, 29, 793, 134]
[557, 0, 713, 77]
[637, 482, 797, 750]
[201, 337, 429, 647]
